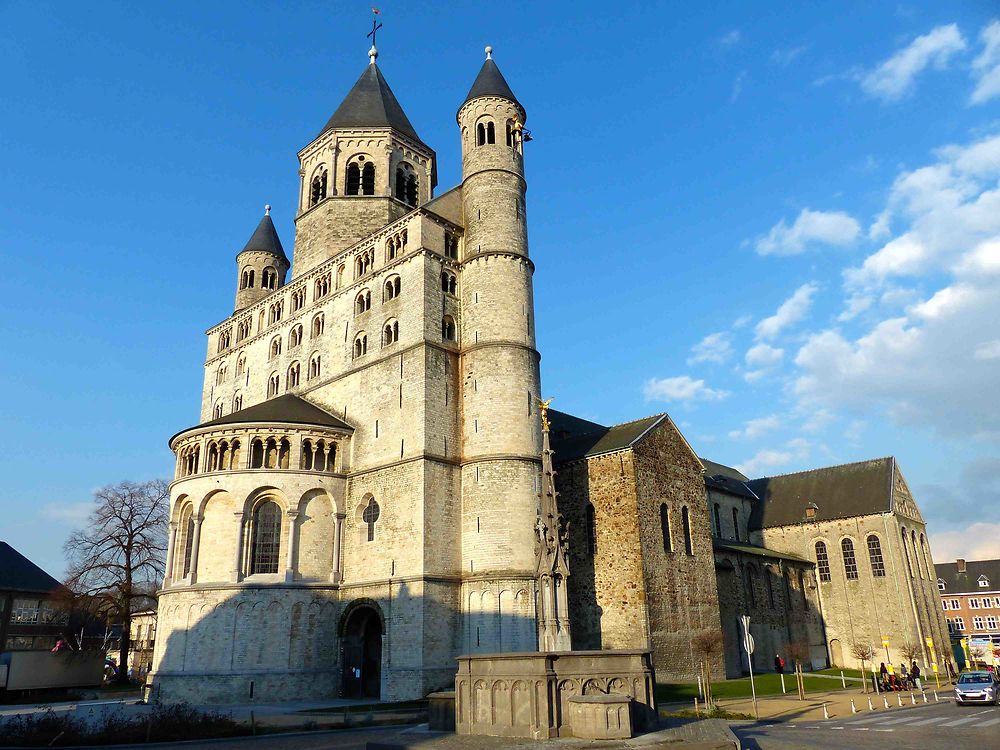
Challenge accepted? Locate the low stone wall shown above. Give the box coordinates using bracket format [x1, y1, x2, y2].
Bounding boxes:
[455, 650, 656, 739]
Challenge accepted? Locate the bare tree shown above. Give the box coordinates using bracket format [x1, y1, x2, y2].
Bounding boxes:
[787, 641, 811, 700]
[900, 641, 922, 669]
[64, 480, 168, 684]
[691, 629, 725, 707]
[851, 642, 875, 693]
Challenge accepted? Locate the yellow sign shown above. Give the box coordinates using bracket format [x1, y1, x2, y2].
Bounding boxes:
[887, 665, 895, 675]
[931, 662, 938, 673]
[925, 637, 934, 649]
[881, 637, 890, 647]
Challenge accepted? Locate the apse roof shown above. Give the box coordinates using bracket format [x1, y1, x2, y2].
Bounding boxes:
[319, 62, 424, 144]
[239, 211, 288, 265]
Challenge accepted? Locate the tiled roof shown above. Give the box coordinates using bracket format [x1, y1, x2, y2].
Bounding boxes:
[702, 457, 757, 500]
[550, 411, 666, 463]
[239, 212, 288, 265]
[935, 559, 1000, 594]
[0, 542, 64, 595]
[172, 395, 353, 443]
[319, 62, 424, 144]
[462, 58, 522, 111]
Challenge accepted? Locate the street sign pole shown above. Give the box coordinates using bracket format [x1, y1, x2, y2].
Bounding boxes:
[741, 615, 758, 720]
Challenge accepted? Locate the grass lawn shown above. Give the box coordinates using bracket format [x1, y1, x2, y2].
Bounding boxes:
[816, 667, 865, 679]
[656, 673, 854, 703]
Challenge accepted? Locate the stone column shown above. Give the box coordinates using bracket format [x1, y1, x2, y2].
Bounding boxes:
[163, 522, 177, 587]
[331, 513, 345, 583]
[232, 512, 245, 581]
[188, 515, 204, 584]
[284, 510, 300, 582]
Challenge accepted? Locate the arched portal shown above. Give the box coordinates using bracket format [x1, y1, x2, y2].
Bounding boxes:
[340, 601, 383, 698]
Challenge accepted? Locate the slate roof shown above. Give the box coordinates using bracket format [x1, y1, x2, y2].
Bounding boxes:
[462, 58, 522, 112]
[240, 212, 288, 265]
[935, 559, 1000, 594]
[747, 457, 894, 530]
[0, 542, 64, 595]
[550, 411, 666, 463]
[702, 457, 758, 500]
[713, 538, 811, 564]
[319, 62, 424, 144]
[171, 395, 353, 443]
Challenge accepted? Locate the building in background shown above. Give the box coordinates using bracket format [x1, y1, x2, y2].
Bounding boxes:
[0, 542, 68, 653]
[935, 558, 1000, 670]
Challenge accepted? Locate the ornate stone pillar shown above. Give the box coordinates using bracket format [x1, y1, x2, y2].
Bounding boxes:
[232, 512, 246, 581]
[163, 522, 177, 587]
[331, 513, 345, 583]
[284, 509, 300, 582]
[188, 515, 204, 584]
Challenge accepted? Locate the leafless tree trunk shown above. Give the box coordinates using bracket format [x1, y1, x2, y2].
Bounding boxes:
[63, 480, 168, 684]
[851, 642, 875, 693]
[691, 629, 724, 708]
[788, 641, 810, 700]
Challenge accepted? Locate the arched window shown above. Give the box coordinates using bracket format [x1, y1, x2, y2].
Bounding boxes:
[213, 401, 224, 419]
[290, 324, 303, 348]
[444, 233, 459, 260]
[585, 503, 597, 554]
[240, 268, 254, 289]
[901, 527, 913, 577]
[681, 505, 693, 555]
[346, 162, 361, 195]
[310, 167, 328, 207]
[441, 272, 457, 295]
[732, 507, 740, 542]
[841, 538, 858, 580]
[442, 315, 456, 341]
[713, 503, 722, 537]
[361, 162, 375, 195]
[362, 497, 380, 542]
[216, 365, 227, 385]
[269, 336, 282, 360]
[506, 119, 515, 147]
[355, 250, 373, 278]
[236, 319, 251, 342]
[866, 534, 886, 577]
[177, 505, 195, 578]
[315, 273, 331, 300]
[336, 264, 345, 288]
[249, 501, 281, 575]
[233, 392, 243, 411]
[236, 355, 246, 376]
[476, 122, 486, 146]
[746, 565, 757, 608]
[291, 288, 305, 312]
[267, 372, 279, 397]
[383, 319, 399, 346]
[311, 313, 324, 338]
[921, 534, 933, 583]
[287, 362, 300, 388]
[308, 353, 321, 379]
[355, 290, 372, 314]
[353, 334, 368, 358]
[384, 276, 401, 301]
[394, 163, 418, 206]
[765, 567, 775, 608]
[217, 329, 231, 353]
[268, 301, 283, 324]
[660, 503, 672, 553]
[406, 173, 417, 206]
[815, 541, 831, 582]
[912, 530, 924, 578]
[262, 267, 277, 290]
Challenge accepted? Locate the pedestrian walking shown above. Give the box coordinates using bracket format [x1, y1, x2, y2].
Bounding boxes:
[775, 653, 785, 675]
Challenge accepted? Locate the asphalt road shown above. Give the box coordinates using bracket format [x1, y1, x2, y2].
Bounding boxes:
[735, 699, 1000, 749]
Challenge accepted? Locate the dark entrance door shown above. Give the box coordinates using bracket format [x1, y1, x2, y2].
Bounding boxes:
[342, 606, 382, 698]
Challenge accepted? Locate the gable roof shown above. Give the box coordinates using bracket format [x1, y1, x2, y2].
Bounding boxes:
[550, 412, 666, 463]
[0, 542, 64, 595]
[239, 212, 288, 265]
[747, 457, 893, 529]
[702, 457, 758, 501]
[462, 58, 522, 112]
[935, 559, 1000, 594]
[171, 395, 353, 444]
[320, 62, 424, 144]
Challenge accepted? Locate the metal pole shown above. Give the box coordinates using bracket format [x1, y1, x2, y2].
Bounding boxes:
[748, 654, 759, 720]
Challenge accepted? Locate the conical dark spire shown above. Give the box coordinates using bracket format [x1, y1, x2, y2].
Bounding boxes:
[240, 207, 288, 265]
[319, 61, 424, 144]
[462, 47, 522, 112]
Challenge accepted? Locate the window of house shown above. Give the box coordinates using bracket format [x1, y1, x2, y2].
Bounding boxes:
[713, 503, 722, 537]
[310, 167, 328, 207]
[311, 314, 324, 338]
[901, 527, 914, 577]
[979, 576, 990, 588]
[290, 324, 303, 348]
[681, 505, 693, 555]
[394, 163, 418, 206]
[269, 336, 281, 360]
[941, 600, 950, 611]
[362, 497, 380, 542]
[841, 538, 859, 580]
[308, 354, 321, 379]
[954, 617, 965, 631]
[765, 568, 776, 608]
[356, 290, 372, 314]
[233, 393, 242, 411]
[213, 401, 224, 419]
[291, 288, 306, 312]
[218, 329, 232, 353]
[950, 598, 960, 609]
[486, 121, 495, 144]
[267, 372, 279, 397]
[988, 615, 998, 629]
[314, 273, 331, 300]
[240, 268, 254, 289]
[237, 319, 252, 342]
[362, 162, 375, 195]
[268, 301, 283, 324]
[216, 365, 227, 385]
[262, 268, 277, 290]
[970, 598, 981, 609]
[442, 315, 456, 341]
[973, 616, 985, 630]
[353, 334, 368, 358]
[287, 362, 300, 388]
[815, 541, 831, 582]
[441, 272, 457, 294]
[346, 159, 375, 196]
[731, 507, 740, 542]
[178, 505, 194, 578]
[586, 504, 597, 554]
[660, 503, 672, 553]
[355, 250, 373, 278]
[866, 534, 886, 577]
[336, 264, 345, 288]
[445, 233, 459, 260]
[384, 276, 401, 301]
[249, 501, 281, 574]
[937, 578, 946, 592]
[382, 320, 399, 346]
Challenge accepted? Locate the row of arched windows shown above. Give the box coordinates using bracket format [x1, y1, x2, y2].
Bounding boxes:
[394, 165, 418, 207]
[474, 117, 523, 153]
[177, 433, 341, 476]
[309, 158, 416, 207]
[239, 267, 278, 292]
[346, 160, 376, 196]
[814, 534, 888, 583]
[900, 525, 932, 581]
[743, 563, 808, 612]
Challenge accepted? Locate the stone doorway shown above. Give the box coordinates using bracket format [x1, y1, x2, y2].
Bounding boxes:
[341, 603, 382, 698]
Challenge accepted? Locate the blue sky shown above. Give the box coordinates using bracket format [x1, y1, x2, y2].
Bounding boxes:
[2, 1, 999, 577]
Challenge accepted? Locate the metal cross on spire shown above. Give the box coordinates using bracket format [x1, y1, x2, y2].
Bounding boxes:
[367, 8, 383, 50]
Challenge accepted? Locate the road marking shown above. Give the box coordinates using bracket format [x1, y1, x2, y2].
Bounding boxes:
[940, 716, 981, 727]
[848, 715, 891, 725]
[876, 716, 923, 725]
[979, 717, 1000, 726]
[850, 727, 870, 730]
[906, 716, 950, 726]
[873, 728, 895, 732]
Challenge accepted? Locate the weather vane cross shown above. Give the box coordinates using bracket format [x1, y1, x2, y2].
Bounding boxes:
[367, 8, 382, 49]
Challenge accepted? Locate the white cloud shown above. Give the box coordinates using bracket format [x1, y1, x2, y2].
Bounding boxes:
[744, 342, 785, 382]
[730, 71, 747, 103]
[688, 331, 733, 365]
[755, 283, 819, 340]
[736, 438, 811, 477]
[732, 314, 753, 329]
[837, 294, 872, 321]
[755, 209, 860, 256]
[860, 23, 967, 102]
[971, 20, 1000, 105]
[771, 45, 808, 66]
[643, 376, 729, 403]
[802, 408, 836, 433]
[42, 502, 92, 525]
[718, 29, 741, 47]
[728, 414, 782, 440]
[929, 522, 1000, 562]
[974, 339, 1000, 360]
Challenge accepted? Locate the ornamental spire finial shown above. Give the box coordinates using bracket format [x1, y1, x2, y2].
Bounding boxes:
[367, 8, 382, 64]
[264, 204, 271, 216]
[485, 45, 493, 60]
[539, 397, 553, 432]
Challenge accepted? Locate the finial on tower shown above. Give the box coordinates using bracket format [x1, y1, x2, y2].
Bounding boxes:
[264, 204, 271, 216]
[367, 8, 382, 64]
[485, 45, 493, 60]
[539, 397, 554, 432]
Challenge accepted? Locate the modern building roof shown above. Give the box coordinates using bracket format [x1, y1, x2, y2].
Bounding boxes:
[462, 56, 522, 112]
[171, 395, 353, 444]
[550, 411, 666, 463]
[702, 458, 758, 501]
[319, 62, 424, 144]
[936, 559, 1000, 594]
[747, 457, 894, 529]
[0, 542, 64, 595]
[239, 210, 288, 265]
[712, 538, 811, 564]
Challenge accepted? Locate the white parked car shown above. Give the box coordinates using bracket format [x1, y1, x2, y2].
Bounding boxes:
[954, 671, 1000, 705]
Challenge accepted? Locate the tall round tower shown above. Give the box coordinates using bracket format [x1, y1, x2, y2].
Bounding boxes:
[457, 48, 542, 652]
[234, 205, 290, 312]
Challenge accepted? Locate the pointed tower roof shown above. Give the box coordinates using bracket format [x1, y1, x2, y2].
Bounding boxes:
[319, 59, 424, 144]
[461, 47, 522, 112]
[239, 206, 288, 265]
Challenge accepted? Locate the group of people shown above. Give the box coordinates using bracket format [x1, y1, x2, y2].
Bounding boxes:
[878, 661, 921, 691]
